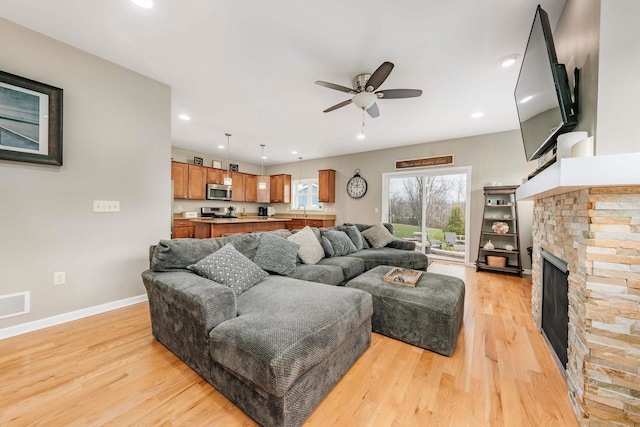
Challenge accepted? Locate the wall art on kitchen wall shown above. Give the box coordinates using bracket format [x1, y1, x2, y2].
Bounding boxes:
[0, 70, 63, 166]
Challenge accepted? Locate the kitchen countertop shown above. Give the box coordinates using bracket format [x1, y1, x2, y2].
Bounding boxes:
[191, 217, 291, 224]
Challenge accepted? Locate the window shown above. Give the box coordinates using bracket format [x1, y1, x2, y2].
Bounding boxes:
[291, 179, 323, 211]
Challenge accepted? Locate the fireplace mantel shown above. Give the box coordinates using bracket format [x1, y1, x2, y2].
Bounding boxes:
[516, 152, 640, 201]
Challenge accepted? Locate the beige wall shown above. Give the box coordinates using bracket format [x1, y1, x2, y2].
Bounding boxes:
[0, 18, 171, 329]
[266, 130, 535, 270]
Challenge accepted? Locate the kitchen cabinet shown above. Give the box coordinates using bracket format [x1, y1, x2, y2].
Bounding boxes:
[318, 169, 336, 203]
[171, 161, 189, 199]
[231, 172, 246, 202]
[475, 185, 523, 276]
[270, 174, 291, 203]
[173, 219, 195, 238]
[286, 218, 336, 230]
[257, 175, 270, 203]
[244, 174, 258, 203]
[207, 168, 225, 185]
[187, 164, 207, 200]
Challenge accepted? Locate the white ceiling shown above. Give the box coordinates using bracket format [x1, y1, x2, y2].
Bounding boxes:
[0, 0, 565, 165]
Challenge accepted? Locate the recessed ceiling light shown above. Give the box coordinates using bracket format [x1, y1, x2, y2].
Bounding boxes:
[471, 112, 484, 118]
[498, 54, 519, 68]
[218, 145, 225, 149]
[178, 114, 190, 121]
[357, 133, 365, 140]
[131, 0, 153, 8]
[261, 156, 268, 160]
[519, 95, 534, 104]
[291, 150, 298, 154]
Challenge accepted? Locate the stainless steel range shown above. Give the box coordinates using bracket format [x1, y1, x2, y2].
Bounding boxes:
[201, 207, 237, 219]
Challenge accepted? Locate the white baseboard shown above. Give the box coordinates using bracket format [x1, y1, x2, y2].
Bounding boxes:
[0, 294, 148, 340]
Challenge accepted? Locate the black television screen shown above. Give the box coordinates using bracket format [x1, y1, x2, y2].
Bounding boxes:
[515, 6, 577, 161]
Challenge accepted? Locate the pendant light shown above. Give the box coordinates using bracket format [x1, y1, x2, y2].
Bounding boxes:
[258, 144, 267, 190]
[297, 157, 303, 190]
[224, 133, 232, 186]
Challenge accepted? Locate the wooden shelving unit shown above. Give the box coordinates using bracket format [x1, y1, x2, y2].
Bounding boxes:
[476, 185, 523, 276]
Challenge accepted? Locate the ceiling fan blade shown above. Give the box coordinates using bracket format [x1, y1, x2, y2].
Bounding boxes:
[323, 99, 352, 113]
[366, 103, 380, 118]
[365, 62, 394, 91]
[315, 81, 355, 94]
[376, 89, 423, 99]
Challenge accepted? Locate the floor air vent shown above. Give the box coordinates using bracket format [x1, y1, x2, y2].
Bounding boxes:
[0, 291, 30, 319]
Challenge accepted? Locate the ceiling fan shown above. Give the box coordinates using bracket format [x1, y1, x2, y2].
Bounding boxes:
[315, 61, 422, 118]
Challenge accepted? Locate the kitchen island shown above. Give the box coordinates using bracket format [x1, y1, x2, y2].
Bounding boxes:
[193, 217, 292, 238]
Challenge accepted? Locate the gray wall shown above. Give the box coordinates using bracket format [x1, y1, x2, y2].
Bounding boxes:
[266, 130, 535, 270]
[0, 18, 171, 328]
[554, 0, 601, 145]
[596, 0, 640, 154]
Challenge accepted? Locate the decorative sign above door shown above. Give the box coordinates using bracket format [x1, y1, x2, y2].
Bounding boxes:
[394, 155, 454, 170]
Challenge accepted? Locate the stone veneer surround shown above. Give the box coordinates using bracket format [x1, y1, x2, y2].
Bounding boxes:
[532, 186, 640, 426]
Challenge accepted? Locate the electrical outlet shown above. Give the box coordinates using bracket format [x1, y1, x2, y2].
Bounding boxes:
[53, 271, 66, 285]
[93, 200, 120, 212]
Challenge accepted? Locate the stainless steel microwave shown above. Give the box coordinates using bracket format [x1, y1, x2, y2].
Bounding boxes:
[206, 184, 232, 201]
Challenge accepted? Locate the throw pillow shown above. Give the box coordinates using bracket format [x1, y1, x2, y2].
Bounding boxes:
[253, 233, 299, 276]
[343, 225, 365, 250]
[322, 229, 358, 256]
[361, 222, 395, 248]
[187, 243, 268, 296]
[320, 235, 335, 258]
[287, 226, 325, 264]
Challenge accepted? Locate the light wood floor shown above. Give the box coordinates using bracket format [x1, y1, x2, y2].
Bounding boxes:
[1, 263, 579, 426]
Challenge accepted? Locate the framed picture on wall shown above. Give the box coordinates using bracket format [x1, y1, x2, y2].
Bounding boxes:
[212, 160, 222, 169]
[194, 156, 203, 166]
[0, 70, 63, 166]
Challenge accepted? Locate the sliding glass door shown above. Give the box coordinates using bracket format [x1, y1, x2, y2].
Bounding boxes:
[383, 166, 471, 263]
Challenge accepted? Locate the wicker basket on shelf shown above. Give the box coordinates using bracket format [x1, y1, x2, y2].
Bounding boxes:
[486, 255, 507, 268]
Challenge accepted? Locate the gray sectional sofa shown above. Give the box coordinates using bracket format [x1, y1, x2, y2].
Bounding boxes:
[142, 223, 428, 427]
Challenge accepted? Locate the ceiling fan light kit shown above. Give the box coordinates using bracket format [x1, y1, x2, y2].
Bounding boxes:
[315, 61, 422, 137]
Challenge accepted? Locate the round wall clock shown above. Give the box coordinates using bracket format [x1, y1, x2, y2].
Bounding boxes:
[347, 169, 368, 199]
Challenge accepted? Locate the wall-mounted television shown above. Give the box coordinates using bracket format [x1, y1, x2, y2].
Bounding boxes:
[515, 5, 578, 161]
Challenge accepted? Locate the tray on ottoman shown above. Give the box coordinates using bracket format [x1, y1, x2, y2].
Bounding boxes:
[345, 265, 465, 356]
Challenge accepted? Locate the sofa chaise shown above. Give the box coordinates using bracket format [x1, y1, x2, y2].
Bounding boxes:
[142, 223, 428, 426]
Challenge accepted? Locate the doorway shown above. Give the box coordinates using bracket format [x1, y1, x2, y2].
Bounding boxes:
[383, 166, 471, 264]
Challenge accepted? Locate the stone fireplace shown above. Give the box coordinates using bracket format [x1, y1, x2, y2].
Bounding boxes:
[530, 186, 640, 426]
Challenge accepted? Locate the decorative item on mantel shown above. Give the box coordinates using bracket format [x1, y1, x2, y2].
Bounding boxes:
[491, 221, 509, 234]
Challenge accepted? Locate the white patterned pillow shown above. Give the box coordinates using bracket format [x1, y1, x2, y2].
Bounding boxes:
[187, 243, 268, 296]
[287, 226, 325, 264]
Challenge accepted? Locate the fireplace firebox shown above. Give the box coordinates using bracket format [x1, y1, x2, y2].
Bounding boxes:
[541, 249, 569, 369]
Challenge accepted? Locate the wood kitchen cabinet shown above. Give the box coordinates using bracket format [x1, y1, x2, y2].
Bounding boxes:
[187, 164, 207, 200]
[171, 161, 189, 199]
[244, 174, 257, 203]
[231, 172, 246, 202]
[318, 169, 336, 203]
[173, 219, 195, 238]
[286, 218, 336, 230]
[257, 175, 270, 203]
[207, 168, 225, 185]
[270, 174, 291, 203]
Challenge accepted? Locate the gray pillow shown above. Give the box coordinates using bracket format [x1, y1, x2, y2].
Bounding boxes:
[323, 229, 357, 256]
[320, 235, 335, 258]
[361, 222, 395, 248]
[253, 233, 299, 276]
[287, 226, 325, 264]
[187, 243, 268, 296]
[343, 225, 365, 250]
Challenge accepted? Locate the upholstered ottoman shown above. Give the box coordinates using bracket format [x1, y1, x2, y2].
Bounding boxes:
[345, 265, 465, 356]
